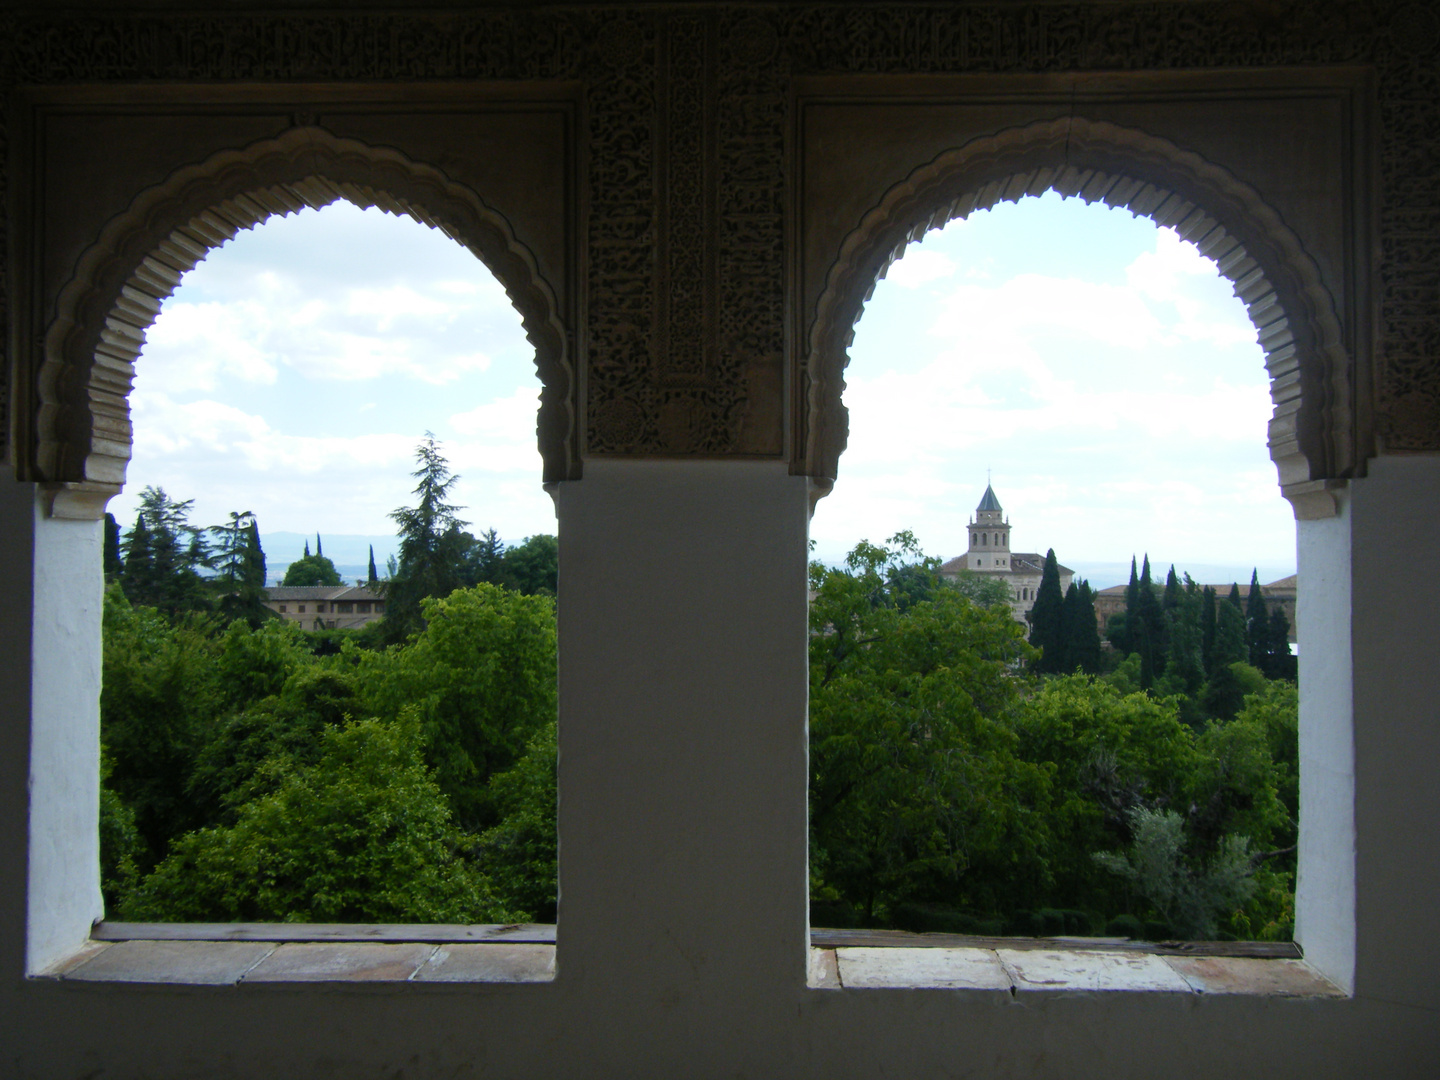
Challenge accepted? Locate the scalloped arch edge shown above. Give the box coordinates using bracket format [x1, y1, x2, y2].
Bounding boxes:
[801, 117, 1360, 521]
[32, 127, 577, 520]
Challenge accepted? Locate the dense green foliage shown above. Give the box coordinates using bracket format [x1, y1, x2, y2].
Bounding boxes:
[103, 499, 1296, 942]
[281, 552, 343, 587]
[808, 535, 1298, 941]
[101, 581, 558, 923]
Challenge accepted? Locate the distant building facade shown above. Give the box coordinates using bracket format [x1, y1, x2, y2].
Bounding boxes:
[938, 484, 1072, 624]
[262, 585, 385, 631]
[1092, 575, 1297, 644]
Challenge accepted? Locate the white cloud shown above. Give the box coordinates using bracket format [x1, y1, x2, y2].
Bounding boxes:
[814, 210, 1293, 574]
[883, 249, 957, 288]
[139, 302, 278, 391]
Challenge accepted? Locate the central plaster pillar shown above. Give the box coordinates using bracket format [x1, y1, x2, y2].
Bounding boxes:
[551, 460, 811, 1070]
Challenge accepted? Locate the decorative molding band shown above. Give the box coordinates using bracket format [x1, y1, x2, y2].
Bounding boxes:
[34, 127, 575, 520]
[801, 116, 1358, 521]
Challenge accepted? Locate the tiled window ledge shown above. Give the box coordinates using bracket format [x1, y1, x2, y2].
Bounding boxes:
[808, 946, 1344, 997]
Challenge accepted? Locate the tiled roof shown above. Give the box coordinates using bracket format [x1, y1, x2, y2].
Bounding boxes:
[976, 484, 1003, 512]
[938, 553, 1072, 577]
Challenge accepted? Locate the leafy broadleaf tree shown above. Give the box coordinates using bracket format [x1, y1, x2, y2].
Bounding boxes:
[500, 534, 559, 596]
[808, 535, 1048, 922]
[945, 568, 1015, 610]
[354, 583, 558, 831]
[123, 714, 520, 924]
[282, 552, 343, 587]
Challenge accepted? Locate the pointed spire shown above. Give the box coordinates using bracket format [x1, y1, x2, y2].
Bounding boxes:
[976, 483, 1003, 512]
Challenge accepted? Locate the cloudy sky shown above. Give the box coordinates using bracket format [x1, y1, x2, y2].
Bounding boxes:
[110, 200, 554, 567]
[811, 191, 1295, 585]
[113, 191, 1295, 586]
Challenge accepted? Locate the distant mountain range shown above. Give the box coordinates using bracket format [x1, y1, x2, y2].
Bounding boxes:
[261, 532, 400, 587]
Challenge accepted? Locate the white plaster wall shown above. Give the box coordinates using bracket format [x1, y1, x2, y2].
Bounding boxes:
[1294, 488, 1355, 992]
[1347, 456, 1440, 1011]
[2, 460, 1439, 1078]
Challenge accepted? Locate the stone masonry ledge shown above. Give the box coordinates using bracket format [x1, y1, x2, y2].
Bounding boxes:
[39, 938, 1339, 995]
[38, 940, 556, 985]
[809, 946, 1346, 996]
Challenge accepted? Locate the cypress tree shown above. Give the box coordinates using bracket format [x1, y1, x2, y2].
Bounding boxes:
[1132, 555, 1165, 686]
[316, 533, 323, 558]
[1268, 607, 1297, 680]
[1212, 601, 1248, 666]
[1164, 572, 1205, 692]
[1227, 582, 1243, 611]
[367, 545, 379, 586]
[1246, 570, 1271, 669]
[103, 512, 124, 582]
[245, 519, 267, 588]
[303, 538, 311, 558]
[1028, 549, 1066, 673]
[120, 514, 153, 604]
[1061, 579, 1102, 674]
[1201, 586, 1217, 672]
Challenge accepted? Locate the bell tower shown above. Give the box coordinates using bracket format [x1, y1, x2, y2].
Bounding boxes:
[967, 482, 1011, 570]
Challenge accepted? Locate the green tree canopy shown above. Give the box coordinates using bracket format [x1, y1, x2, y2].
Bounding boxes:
[123, 715, 519, 924]
[353, 583, 558, 831]
[281, 553, 343, 587]
[120, 487, 213, 616]
[808, 535, 1047, 921]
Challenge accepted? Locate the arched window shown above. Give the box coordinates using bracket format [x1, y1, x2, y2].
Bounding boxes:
[95, 194, 561, 929]
[810, 185, 1300, 946]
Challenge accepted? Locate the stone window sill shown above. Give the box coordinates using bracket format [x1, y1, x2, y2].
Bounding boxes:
[38, 923, 557, 985]
[36, 924, 1341, 996]
[807, 945, 1344, 997]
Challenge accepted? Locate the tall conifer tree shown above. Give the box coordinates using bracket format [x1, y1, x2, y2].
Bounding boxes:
[1201, 585, 1217, 672]
[103, 512, 124, 582]
[1028, 549, 1066, 673]
[1246, 570, 1271, 669]
[1131, 555, 1165, 686]
[1061, 579, 1102, 674]
[1268, 607, 1297, 680]
[367, 545, 379, 586]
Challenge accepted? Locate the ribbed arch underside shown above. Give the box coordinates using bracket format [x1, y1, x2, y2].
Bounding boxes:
[803, 118, 1353, 520]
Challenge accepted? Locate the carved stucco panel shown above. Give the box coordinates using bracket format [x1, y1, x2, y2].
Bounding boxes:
[0, 2, 1434, 467]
